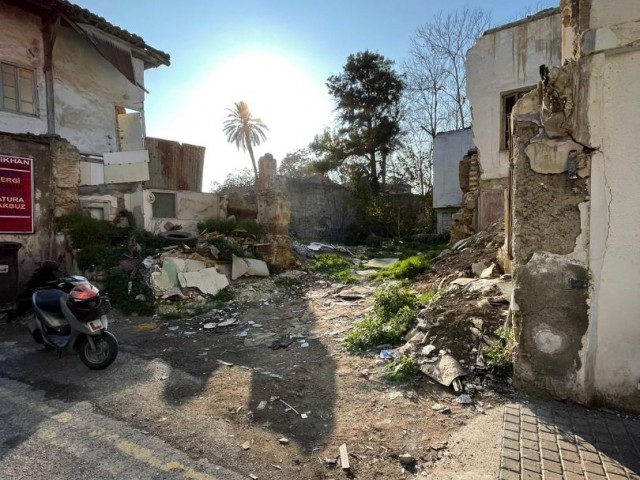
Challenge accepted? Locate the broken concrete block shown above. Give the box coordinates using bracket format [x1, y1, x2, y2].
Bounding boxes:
[177, 268, 229, 296]
[245, 258, 269, 277]
[480, 264, 495, 279]
[364, 258, 399, 269]
[231, 254, 249, 280]
[471, 262, 488, 277]
[525, 137, 583, 175]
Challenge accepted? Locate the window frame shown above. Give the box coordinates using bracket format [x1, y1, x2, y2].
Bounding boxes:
[1, 61, 38, 117]
[500, 87, 534, 151]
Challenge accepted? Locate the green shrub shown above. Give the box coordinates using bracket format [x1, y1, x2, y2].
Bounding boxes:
[344, 282, 417, 352]
[373, 255, 432, 280]
[104, 270, 155, 316]
[372, 281, 417, 320]
[387, 355, 421, 384]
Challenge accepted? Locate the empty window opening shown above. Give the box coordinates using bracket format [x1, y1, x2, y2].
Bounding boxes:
[501, 88, 533, 151]
[151, 192, 176, 218]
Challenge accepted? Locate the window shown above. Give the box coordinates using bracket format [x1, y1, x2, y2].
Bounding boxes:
[1, 63, 36, 115]
[151, 192, 176, 218]
[501, 88, 532, 151]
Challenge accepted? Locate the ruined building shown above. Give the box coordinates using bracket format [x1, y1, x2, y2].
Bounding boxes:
[495, 0, 640, 411]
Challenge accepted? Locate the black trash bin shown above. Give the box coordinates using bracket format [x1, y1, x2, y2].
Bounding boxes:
[0, 242, 22, 313]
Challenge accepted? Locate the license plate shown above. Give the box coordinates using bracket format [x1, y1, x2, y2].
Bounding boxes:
[88, 319, 103, 331]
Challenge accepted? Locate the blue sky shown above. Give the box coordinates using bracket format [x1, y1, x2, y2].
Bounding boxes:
[75, 0, 557, 188]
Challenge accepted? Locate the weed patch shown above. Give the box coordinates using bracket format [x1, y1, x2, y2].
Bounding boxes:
[387, 355, 421, 384]
[312, 254, 358, 284]
[373, 255, 432, 280]
[417, 289, 438, 306]
[344, 281, 417, 352]
[483, 326, 515, 375]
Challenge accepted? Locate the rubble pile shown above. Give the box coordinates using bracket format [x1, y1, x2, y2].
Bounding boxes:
[387, 223, 511, 391]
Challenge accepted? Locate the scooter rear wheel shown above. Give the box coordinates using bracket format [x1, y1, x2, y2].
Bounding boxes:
[79, 331, 118, 369]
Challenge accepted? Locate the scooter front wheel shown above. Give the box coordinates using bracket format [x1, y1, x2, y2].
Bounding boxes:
[79, 331, 118, 370]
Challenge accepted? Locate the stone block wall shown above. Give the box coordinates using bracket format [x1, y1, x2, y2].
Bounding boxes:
[0, 133, 80, 289]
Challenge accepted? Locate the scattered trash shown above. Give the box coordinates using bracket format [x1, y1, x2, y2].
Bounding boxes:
[167, 326, 179, 331]
[456, 394, 473, 404]
[379, 349, 395, 359]
[300, 342, 309, 348]
[325, 458, 338, 467]
[301, 413, 308, 419]
[278, 398, 301, 416]
[257, 400, 267, 410]
[431, 403, 451, 414]
[249, 474, 258, 480]
[339, 444, 350, 471]
[242, 441, 251, 450]
[217, 318, 238, 327]
[278, 437, 290, 445]
[203, 322, 217, 330]
[239, 331, 248, 337]
[420, 353, 465, 388]
[398, 453, 415, 465]
[421, 345, 436, 356]
[216, 359, 234, 367]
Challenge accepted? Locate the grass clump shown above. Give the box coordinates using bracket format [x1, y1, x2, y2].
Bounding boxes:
[417, 289, 438, 306]
[373, 255, 432, 280]
[312, 254, 358, 284]
[344, 281, 417, 353]
[483, 326, 516, 375]
[387, 355, 421, 384]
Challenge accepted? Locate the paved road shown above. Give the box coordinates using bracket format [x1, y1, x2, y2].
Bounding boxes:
[0, 376, 244, 480]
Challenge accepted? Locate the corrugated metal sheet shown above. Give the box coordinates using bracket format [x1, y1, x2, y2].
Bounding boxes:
[145, 137, 205, 191]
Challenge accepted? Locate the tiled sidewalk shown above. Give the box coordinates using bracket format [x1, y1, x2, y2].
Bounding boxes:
[500, 401, 640, 480]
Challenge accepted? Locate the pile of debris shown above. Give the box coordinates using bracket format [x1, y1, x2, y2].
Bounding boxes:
[385, 223, 512, 394]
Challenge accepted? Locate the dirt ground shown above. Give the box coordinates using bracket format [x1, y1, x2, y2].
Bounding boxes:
[0, 228, 515, 479]
[112, 274, 510, 479]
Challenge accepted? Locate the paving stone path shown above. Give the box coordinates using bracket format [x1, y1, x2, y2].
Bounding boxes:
[500, 401, 640, 480]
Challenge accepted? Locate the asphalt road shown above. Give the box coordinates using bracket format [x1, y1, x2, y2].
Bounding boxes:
[0, 346, 246, 480]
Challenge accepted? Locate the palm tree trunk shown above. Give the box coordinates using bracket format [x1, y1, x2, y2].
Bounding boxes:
[245, 131, 259, 182]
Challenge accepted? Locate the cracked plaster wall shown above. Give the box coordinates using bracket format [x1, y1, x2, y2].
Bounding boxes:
[510, 0, 640, 410]
[509, 60, 592, 404]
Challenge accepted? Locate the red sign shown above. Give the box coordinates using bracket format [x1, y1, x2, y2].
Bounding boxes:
[0, 155, 34, 233]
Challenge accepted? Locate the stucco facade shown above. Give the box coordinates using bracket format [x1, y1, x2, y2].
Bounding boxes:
[433, 128, 475, 234]
[467, 9, 562, 181]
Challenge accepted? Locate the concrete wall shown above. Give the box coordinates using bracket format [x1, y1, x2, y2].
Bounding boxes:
[433, 128, 474, 209]
[130, 189, 221, 234]
[278, 176, 357, 242]
[0, 4, 146, 156]
[467, 10, 562, 180]
[0, 5, 48, 135]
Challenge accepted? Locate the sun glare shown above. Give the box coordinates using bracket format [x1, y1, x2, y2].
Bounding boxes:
[153, 49, 333, 188]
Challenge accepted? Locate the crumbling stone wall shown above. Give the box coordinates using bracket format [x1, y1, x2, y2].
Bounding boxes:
[450, 149, 479, 243]
[509, 61, 593, 404]
[0, 133, 80, 289]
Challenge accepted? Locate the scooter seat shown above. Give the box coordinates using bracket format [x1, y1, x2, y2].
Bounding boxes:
[34, 289, 65, 314]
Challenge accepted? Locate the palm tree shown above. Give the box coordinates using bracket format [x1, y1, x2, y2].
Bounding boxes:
[222, 101, 268, 182]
